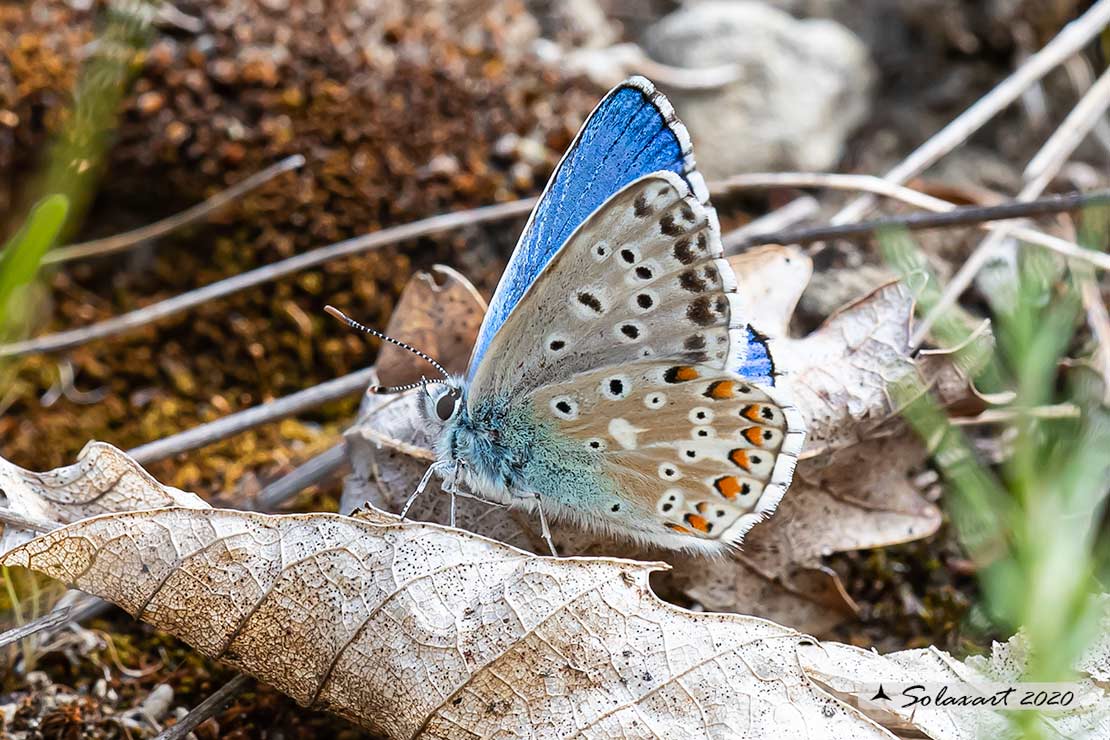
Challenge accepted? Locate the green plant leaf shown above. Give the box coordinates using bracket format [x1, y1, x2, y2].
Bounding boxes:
[0, 195, 69, 330]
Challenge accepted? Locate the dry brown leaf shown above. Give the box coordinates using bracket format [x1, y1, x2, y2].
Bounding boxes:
[0, 441, 207, 554]
[798, 600, 1110, 740]
[670, 433, 942, 632]
[376, 264, 487, 386]
[0, 452, 897, 739]
[727, 245, 812, 338]
[779, 280, 917, 455]
[664, 272, 943, 632]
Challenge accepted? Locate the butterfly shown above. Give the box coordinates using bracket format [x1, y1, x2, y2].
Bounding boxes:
[330, 76, 805, 555]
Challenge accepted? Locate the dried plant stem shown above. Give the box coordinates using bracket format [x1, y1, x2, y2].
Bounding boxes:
[721, 195, 819, 250]
[0, 199, 536, 359]
[1064, 55, 1110, 159]
[733, 188, 1110, 249]
[720, 173, 1110, 268]
[252, 443, 348, 511]
[1079, 274, 1110, 403]
[951, 404, 1081, 425]
[0, 508, 58, 534]
[0, 605, 71, 649]
[911, 65, 1110, 347]
[6, 176, 1105, 361]
[358, 427, 437, 462]
[43, 155, 306, 264]
[1024, 66, 1110, 188]
[831, 0, 1110, 224]
[153, 673, 252, 740]
[128, 367, 375, 464]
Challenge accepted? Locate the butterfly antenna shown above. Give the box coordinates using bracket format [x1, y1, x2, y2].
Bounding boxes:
[324, 305, 450, 393]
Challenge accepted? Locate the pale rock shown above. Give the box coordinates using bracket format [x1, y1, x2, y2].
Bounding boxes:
[642, 1, 874, 176]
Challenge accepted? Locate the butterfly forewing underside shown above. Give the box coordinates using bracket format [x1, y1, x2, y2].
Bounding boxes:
[470, 172, 743, 398]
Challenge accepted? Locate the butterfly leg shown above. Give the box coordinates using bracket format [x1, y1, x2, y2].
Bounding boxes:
[400, 461, 444, 519]
[528, 492, 559, 557]
[444, 463, 462, 527]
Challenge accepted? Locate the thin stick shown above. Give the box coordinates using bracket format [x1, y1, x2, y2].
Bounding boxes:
[0, 508, 58, 534]
[7, 174, 1105, 360]
[1064, 55, 1110, 159]
[359, 427, 437, 462]
[0, 199, 536, 359]
[43, 155, 305, 264]
[721, 195, 819, 250]
[252, 443, 348, 511]
[1025, 66, 1110, 187]
[152, 673, 252, 740]
[0, 605, 71, 649]
[127, 368, 375, 464]
[1078, 273, 1110, 402]
[831, 0, 1110, 224]
[718, 173, 1110, 269]
[734, 189, 1110, 249]
[951, 405, 1081, 425]
[911, 65, 1110, 347]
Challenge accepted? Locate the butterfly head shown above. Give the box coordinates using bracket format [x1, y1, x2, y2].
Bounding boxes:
[421, 378, 465, 425]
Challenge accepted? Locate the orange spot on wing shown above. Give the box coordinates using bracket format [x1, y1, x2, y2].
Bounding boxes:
[664, 366, 700, 383]
[714, 476, 741, 500]
[666, 523, 691, 535]
[684, 513, 710, 533]
[741, 404, 763, 422]
[729, 449, 751, 470]
[704, 380, 734, 400]
[742, 427, 766, 446]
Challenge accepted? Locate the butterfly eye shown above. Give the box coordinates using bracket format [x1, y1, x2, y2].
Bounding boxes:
[435, 389, 460, 421]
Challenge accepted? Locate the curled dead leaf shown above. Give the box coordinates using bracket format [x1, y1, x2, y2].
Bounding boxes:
[375, 264, 487, 386]
[1, 449, 897, 739]
[0, 441, 208, 554]
[727, 245, 812, 338]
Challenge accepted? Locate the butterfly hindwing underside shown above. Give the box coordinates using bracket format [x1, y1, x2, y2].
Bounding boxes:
[531, 360, 803, 547]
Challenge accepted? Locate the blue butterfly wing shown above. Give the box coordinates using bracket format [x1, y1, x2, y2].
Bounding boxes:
[735, 327, 776, 387]
[467, 76, 708, 378]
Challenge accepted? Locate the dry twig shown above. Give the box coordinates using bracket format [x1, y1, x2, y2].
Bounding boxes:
[152, 674, 253, 740]
[911, 65, 1110, 347]
[128, 368, 376, 464]
[0, 605, 71, 650]
[0, 199, 536, 359]
[252, 443, 348, 511]
[720, 173, 1110, 268]
[43, 155, 305, 264]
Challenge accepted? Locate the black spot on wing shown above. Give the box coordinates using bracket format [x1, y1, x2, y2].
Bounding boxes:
[684, 334, 706, 350]
[659, 215, 684, 236]
[577, 292, 603, 313]
[679, 269, 708, 293]
[686, 296, 717, 326]
[673, 239, 696, 265]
